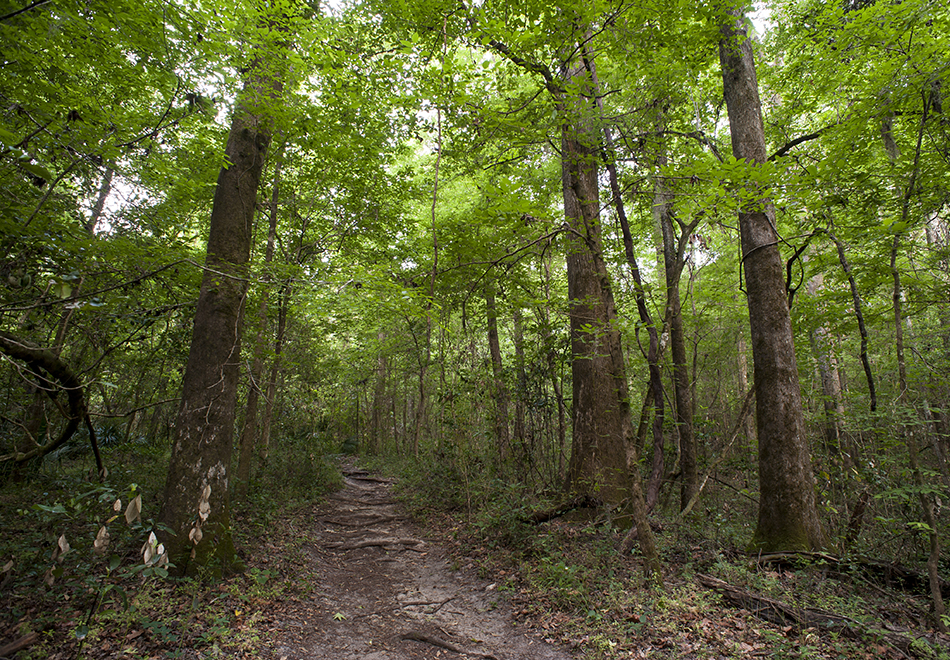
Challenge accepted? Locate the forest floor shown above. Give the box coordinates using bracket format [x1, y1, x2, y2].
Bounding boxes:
[4, 457, 950, 659]
[269, 461, 573, 660]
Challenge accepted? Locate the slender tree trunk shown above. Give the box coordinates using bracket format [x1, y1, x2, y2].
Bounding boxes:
[540, 250, 567, 482]
[805, 273, 846, 459]
[370, 332, 388, 455]
[718, 5, 823, 552]
[513, 305, 527, 450]
[654, 171, 699, 512]
[828, 229, 877, 412]
[259, 281, 290, 466]
[159, 9, 289, 572]
[737, 330, 756, 449]
[85, 166, 113, 234]
[589, 54, 667, 513]
[890, 85, 946, 630]
[485, 290, 511, 462]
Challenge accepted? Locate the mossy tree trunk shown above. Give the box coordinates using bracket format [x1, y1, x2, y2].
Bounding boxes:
[158, 5, 292, 574]
[717, 4, 824, 552]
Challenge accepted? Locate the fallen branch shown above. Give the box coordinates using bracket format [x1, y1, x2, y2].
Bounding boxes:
[525, 495, 600, 525]
[0, 632, 39, 657]
[756, 552, 950, 596]
[697, 573, 946, 658]
[346, 475, 394, 484]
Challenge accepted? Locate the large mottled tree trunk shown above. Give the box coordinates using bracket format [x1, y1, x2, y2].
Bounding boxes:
[235, 145, 283, 501]
[559, 59, 660, 579]
[717, 6, 824, 552]
[561, 119, 632, 506]
[585, 51, 665, 515]
[159, 14, 288, 572]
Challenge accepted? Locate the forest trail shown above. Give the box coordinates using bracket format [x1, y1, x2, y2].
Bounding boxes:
[271, 462, 574, 660]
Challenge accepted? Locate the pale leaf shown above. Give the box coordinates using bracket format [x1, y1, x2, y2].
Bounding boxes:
[125, 495, 142, 524]
[93, 526, 110, 554]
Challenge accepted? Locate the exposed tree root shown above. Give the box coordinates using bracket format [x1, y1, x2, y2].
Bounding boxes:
[326, 537, 426, 551]
[400, 630, 499, 659]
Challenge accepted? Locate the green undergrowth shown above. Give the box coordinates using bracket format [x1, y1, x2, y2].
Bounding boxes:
[375, 449, 950, 660]
[0, 436, 341, 659]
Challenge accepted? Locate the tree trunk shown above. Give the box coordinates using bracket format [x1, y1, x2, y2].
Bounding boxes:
[560, 109, 634, 506]
[159, 17, 287, 572]
[654, 170, 698, 512]
[804, 273, 847, 463]
[259, 281, 290, 466]
[558, 55, 660, 579]
[369, 331, 388, 455]
[235, 145, 283, 501]
[828, 229, 877, 412]
[590, 56, 667, 514]
[890, 84, 946, 630]
[737, 329, 756, 449]
[512, 305, 527, 451]
[717, 6, 824, 552]
[485, 290, 511, 462]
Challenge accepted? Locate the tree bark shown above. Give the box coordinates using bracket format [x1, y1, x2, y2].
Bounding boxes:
[159, 11, 288, 572]
[558, 54, 660, 579]
[736, 330, 756, 449]
[369, 331, 388, 455]
[828, 229, 877, 412]
[512, 305, 527, 451]
[485, 289, 511, 462]
[805, 272, 846, 460]
[889, 87, 946, 630]
[717, 5, 824, 552]
[653, 165, 699, 512]
[235, 144, 283, 501]
[259, 281, 290, 466]
[0, 332, 96, 470]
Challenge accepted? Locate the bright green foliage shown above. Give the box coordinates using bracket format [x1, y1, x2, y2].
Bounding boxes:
[0, 0, 948, 641]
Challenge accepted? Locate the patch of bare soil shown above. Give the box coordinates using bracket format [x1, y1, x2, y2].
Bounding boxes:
[272, 463, 574, 660]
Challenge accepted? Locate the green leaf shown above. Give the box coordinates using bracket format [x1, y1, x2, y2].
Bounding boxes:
[21, 162, 53, 182]
[0, 127, 18, 147]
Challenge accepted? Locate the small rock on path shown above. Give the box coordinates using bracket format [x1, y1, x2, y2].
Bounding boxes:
[272, 462, 574, 660]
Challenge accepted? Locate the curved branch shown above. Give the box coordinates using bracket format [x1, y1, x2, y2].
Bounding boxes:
[0, 332, 101, 475]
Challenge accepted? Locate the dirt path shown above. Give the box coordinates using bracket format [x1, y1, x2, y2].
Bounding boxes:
[272, 463, 574, 660]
